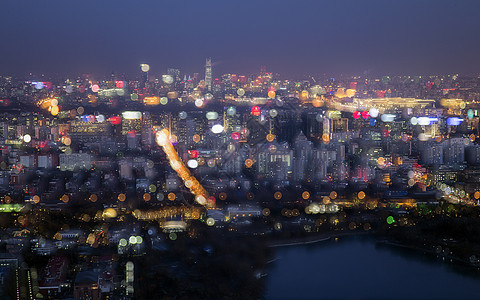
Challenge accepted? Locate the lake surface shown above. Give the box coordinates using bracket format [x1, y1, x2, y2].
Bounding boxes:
[265, 236, 480, 299]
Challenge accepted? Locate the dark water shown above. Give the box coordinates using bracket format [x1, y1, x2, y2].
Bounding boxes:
[265, 236, 480, 300]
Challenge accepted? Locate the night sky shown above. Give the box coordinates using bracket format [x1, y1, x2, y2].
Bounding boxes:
[1, 0, 480, 78]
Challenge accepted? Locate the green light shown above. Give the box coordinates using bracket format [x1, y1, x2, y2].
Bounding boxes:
[467, 109, 474, 119]
[386, 216, 395, 225]
[0, 204, 19, 213]
[148, 184, 157, 193]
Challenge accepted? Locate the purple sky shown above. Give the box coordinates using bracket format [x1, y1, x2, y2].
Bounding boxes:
[1, 0, 480, 78]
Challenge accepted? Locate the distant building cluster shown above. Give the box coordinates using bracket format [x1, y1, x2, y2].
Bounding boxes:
[0, 66, 479, 205]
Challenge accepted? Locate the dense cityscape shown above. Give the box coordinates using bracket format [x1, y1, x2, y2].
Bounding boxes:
[0, 61, 480, 298]
[3, 0, 480, 298]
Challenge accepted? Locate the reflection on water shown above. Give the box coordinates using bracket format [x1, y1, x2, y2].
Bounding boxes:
[265, 236, 480, 300]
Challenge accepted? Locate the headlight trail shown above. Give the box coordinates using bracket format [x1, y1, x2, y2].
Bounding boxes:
[155, 128, 211, 206]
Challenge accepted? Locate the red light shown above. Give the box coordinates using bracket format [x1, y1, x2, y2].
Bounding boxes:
[127, 130, 136, 138]
[376, 91, 386, 98]
[208, 196, 216, 205]
[109, 116, 122, 125]
[251, 106, 261, 116]
[382, 129, 390, 138]
[362, 111, 369, 119]
[188, 150, 199, 158]
[353, 111, 360, 119]
[231, 132, 240, 140]
[116, 81, 124, 89]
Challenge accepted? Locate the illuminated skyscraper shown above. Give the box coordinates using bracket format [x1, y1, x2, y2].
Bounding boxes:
[141, 72, 148, 88]
[205, 58, 212, 91]
[140, 64, 150, 88]
[167, 68, 181, 82]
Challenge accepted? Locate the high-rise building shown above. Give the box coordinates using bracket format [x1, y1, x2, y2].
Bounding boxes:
[167, 68, 181, 82]
[140, 64, 149, 88]
[293, 131, 313, 182]
[205, 58, 212, 92]
[224, 109, 241, 133]
[421, 143, 443, 166]
[443, 138, 469, 166]
[141, 71, 148, 88]
[257, 142, 292, 183]
[466, 145, 480, 165]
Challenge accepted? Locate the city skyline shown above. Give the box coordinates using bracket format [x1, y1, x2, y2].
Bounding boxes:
[2, 1, 480, 299]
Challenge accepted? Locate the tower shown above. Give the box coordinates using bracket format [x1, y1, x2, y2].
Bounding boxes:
[140, 64, 150, 88]
[205, 58, 212, 92]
